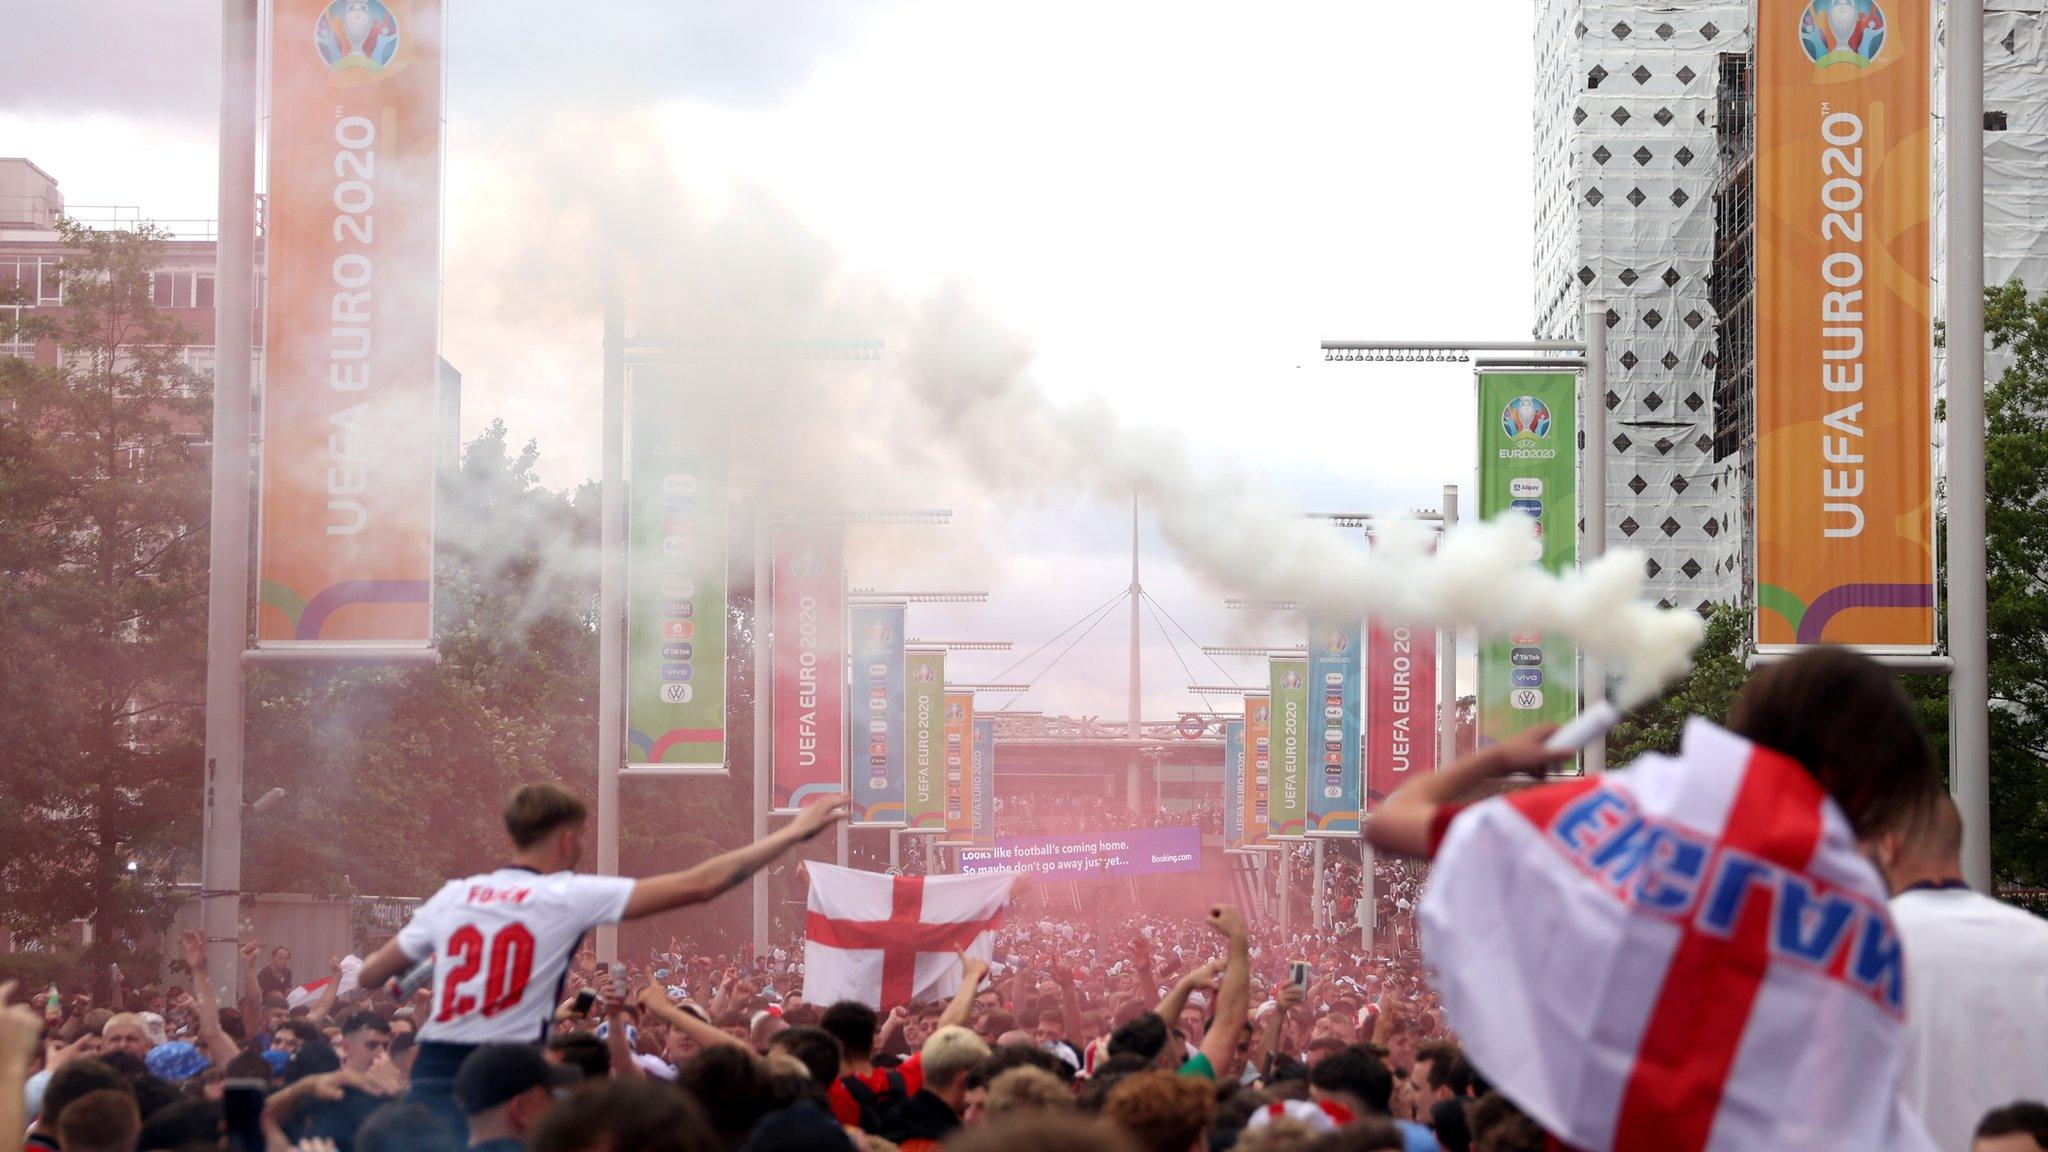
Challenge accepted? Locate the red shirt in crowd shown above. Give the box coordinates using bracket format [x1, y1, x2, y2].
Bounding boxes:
[826, 1053, 924, 1127]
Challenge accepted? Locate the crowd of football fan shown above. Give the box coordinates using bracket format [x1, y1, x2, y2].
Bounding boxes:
[4, 868, 2048, 1152]
[0, 883, 1572, 1152]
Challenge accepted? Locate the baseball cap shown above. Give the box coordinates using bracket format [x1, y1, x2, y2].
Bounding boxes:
[453, 1043, 582, 1115]
[145, 1040, 211, 1082]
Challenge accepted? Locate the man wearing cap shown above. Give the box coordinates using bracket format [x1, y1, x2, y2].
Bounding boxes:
[455, 1043, 580, 1152]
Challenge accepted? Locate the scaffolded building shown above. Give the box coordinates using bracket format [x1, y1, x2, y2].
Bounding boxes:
[1532, 0, 1750, 619]
[1542, 0, 2048, 624]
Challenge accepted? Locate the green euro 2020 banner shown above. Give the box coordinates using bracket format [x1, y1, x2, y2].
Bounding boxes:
[1476, 369, 1579, 747]
[625, 438, 727, 770]
[904, 650, 946, 830]
[1268, 657, 1310, 839]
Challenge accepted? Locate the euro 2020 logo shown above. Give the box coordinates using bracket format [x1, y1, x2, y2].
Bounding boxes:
[1501, 396, 1552, 443]
[1800, 0, 1887, 68]
[788, 549, 825, 580]
[316, 0, 399, 73]
[1279, 669, 1305, 691]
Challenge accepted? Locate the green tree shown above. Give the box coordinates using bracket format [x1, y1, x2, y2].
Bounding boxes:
[0, 221, 208, 963]
[1606, 606, 1752, 765]
[241, 423, 761, 956]
[244, 420, 600, 896]
[1973, 280, 2048, 883]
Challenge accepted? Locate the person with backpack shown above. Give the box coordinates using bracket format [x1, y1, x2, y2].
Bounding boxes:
[818, 953, 986, 1130]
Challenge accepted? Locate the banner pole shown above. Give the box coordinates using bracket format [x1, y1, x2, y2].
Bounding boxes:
[1947, 0, 1991, 891]
[1439, 485, 1459, 769]
[1311, 839, 1325, 930]
[1279, 844, 1292, 937]
[199, 0, 258, 994]
[1360, 841, 1375, 953]
[1583, 298, 1608, 775]
[752, 507, 772, 958]
[594, 298, 625, 964]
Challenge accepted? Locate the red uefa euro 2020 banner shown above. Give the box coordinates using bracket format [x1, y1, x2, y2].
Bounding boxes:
[258, 0, 442, 645]
[772, 528, 845, 811]
[1366, 621, 1437, 810]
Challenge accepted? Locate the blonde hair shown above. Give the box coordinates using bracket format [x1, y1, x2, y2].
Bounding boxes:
[984, 1065, 1073, 1121]
[101, 1012, 145, 1038]
[919, 1024, 991, 1089]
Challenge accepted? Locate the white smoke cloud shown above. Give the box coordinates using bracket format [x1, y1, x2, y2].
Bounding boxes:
[445, 112, 1701, 714]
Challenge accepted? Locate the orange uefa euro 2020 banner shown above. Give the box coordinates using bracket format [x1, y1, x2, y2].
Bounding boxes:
[1755, 0, 1934, 649]
[258, 0, 443, 645]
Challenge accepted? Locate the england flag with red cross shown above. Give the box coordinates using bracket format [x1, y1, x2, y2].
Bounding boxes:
[1421, 719, 1936, 1152]
[802, 864, 1017, 1010]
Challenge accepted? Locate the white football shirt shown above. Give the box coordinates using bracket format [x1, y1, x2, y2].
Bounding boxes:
[1891, 887, 2048, 1151]
[397, 867, 634, 1044]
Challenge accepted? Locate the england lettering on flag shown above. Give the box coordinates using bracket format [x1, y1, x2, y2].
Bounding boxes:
[803, 864, 1016, 1010]
[1421, 719, 1936, 1152]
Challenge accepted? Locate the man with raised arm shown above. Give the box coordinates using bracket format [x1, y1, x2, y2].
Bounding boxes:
[353, 781, 846, 1117]
[1167, 905, 1248, 1082]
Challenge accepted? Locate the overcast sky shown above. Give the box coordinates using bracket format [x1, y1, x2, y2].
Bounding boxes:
[1, 1, 1536, 722]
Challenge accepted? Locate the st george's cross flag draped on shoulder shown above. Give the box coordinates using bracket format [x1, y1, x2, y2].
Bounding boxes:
[802, 864, 1017, 1010]
[1420, 718, 1935, 1152]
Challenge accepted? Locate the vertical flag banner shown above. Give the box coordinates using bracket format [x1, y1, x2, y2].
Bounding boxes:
[1755, 0, 1934, 649]
[1268, 658, 1310, 839]
[850, 604, 907, 826]
[971, 717, 996, 843]
[625, 441, 728, 770]
[1366, 621, 1438, 810]
[1477, 370, 1579, 746]
[1224, 718, 1246, 848]
[258, 0, 443, 645]
[772, 528, 846, 811]
[1305, 616, 1363, 837]
[943, 693, 974, 836]
[1244, 692, 1272, 844]
[905, 650, 947, 831]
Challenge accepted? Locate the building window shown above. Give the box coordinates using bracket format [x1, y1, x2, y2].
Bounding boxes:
[0, 259, 57, 304]
[195, 274, 214, 309]
[152, 271, 197, 309]
[0, 305, 29, 358]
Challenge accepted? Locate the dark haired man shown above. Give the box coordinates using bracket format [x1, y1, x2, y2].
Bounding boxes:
[768, 1025, 843, 1086]
[353, 781, 846, 1117]
[1975, 1102, 2048, 1152]
[258, 946, 296, 1002]
[23, 1060, 131, 1152]
[337, 1010, 392, 1076]
[820, 953, 986, 1128]
[55, 1089, 140, 1152]
[1309, 1046, 1435, 1152]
